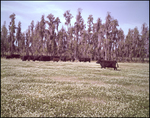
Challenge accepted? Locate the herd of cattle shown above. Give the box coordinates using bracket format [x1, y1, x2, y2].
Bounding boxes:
[4, 54, 119, 70]
[5, 54, 90, 62]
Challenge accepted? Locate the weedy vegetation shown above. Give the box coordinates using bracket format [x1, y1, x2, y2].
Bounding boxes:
[1, 58, 149, 117]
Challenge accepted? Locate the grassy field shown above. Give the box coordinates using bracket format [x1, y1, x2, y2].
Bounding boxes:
[1, 58, 149, 117]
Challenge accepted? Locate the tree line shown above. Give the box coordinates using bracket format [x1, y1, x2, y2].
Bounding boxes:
[1, 8, 149, 62]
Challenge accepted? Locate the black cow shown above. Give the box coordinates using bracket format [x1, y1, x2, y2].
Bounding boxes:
[21, 55, 29, 61]
[33, 56, 40, 61]
[6, 54, 20, 59]
[61, 56, 66, 62]
[12, 54, 20, 58]
[66, 57, 71, 61]
[6, 55, 12, 59]
[79, 57, 85, 62]
[61, 56, 71, 62]
[84, 57, 90, 62]
[79, 57, 90, 62]
[28, 55, 34, 61]
[53, 56, 60, 62]
[39, 55, 52, 61]
[72, 57, 75, 62]
[96, 59, 119, 70]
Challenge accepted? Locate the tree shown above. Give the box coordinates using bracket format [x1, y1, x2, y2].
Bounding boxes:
[3, 10, 149, 63]
[46, 14, 57, 56]
[110, 19, 119, 60]
[32, 21, 40, 55]
[57, 26, 67, 56]
[104, 12, 113, 60]
[1, 21, 8, 55]
[132, 27, 140, 59]
[30, 20, 34, 56]
[74, 8, 85, 59]
[25, 26, 30, 56]
[98, 23, 105, 59]
[87, 15, 93, 33]
[90, 18, 102, 60]
[117, 28, 125, 61]
[67, 26, 75, 58]
[78, 29, 88, 58]
[16, 21, 22, 54]
[104, 12, 119, 60]
[63, 10, 73, 30]
[125, 29, 132, 61]
[55, 17, 61, 33]
[9, 13, 16, 55]
[95, 18, 102, 59]
[63, 10, 74, 57]
[87, 15, 94, 59]
[39, 15, 46, 55]
[139, 23, 149, 62]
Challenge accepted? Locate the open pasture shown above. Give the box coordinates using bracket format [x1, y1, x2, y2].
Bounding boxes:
[1, 58, 149, 117]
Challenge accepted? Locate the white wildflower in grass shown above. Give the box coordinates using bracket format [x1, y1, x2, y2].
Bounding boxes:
[1, 59, 149, 117]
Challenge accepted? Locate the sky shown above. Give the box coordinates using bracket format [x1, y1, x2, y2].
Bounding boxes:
[1, 1, 149, 36]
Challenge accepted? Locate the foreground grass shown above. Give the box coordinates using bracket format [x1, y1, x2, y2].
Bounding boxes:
[1, 58, 149, 117]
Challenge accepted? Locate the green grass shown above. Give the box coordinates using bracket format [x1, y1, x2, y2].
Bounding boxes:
[1, 58, 149, 117]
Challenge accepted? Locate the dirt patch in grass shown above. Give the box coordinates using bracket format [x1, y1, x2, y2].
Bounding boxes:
[50, 76, 106, 86]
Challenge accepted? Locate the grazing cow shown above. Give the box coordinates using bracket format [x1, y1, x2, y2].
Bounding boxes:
[79, 57, 85, 62]
[84, 57, 90, 62]
[66, 57, 71, 61]
[21, 55, 29, 61]
[61, 56, 66, 62]
[33, 56, 40, 61]
[27, 55, 34, 61]
[6, 55, 12, 59]
[6, 54, 20, 59]
[39, 55, 52, 61]
[61, 56, 71, 62]
[72, 57, 75, 62]
[53, 56, 60, 62]
[12, 54, 20, 58]
[96, 59, 119, 70]
[79, 57, 90, 62]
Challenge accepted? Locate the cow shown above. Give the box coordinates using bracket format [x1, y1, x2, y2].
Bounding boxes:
[96, 59, 119, 70]
[72, 57, 75, 62]
[79, 57, 85, 62]
[39, 55, 52, 61]
[53, 56, 60, 62]
[6, 54, 20, 59]
[61, 56, 71, 62]
[33, 56, 40, 61]
[66, 57, 71, 61]
[11, 54, 20, 58]
[27, 55, 34, 61]
[21, 55, 29, 61]
[84, 57, 90, 62]
[6, 55, 12, 59]
[79, 57, 90, 62]
[61, 56, 66, 62]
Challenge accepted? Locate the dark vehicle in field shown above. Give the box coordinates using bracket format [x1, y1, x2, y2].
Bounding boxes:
[96, 59, 119, 70]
